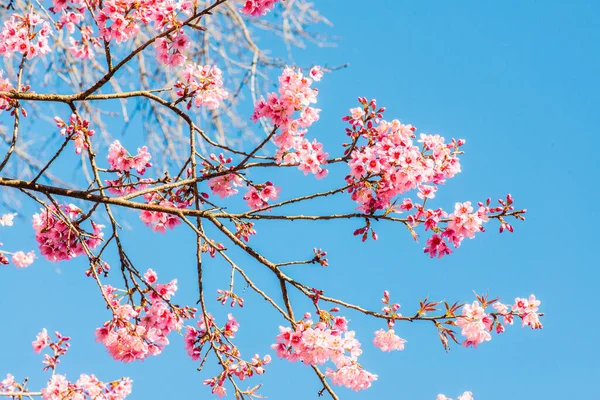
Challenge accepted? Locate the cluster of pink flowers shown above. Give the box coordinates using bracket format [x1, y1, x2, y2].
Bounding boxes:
[51, 0, 86, 30]
[139, 194, 185, 233]
[437, 392, 474, 400]
[372, 291, 407, 351]
[24, 329, 133, 399]
[95, 270, 194, 362]
[240, 0, 281, 16]
[344, 99, 525, 255]
[0, 12, 51, 58]
[8, 250, 36, 268]
[252, 66, 329, 178]
[216, 289, 244, 307]
[372, 329, 406, 352]
[243, 182, 280, 210]
[0, 374, 16, 393]
[0, 212, 16, 227]
[107, 140, 152, 174]
[42, 374, 132, 400]
[184, 313, 238, 360]
[421, 200, 488, 259]
[51, 0, 100, 59]
[32, 204, 104, 262]
[446, 201, 489, 246]
[32, 329, 70, 371]
[204, 153, 282, 211]
[96, 0, 189, 43]
[155, 30, 189, 66]
[272, 312, 377, 391]
[176, 64, 229, 110]
[68, 26, 100, 59]
[104, 140, 153, 196]
[55, 114, 95, 154]
[208, 173, 243, 199]
[0, 213, 36, 268]
[51, 0, 195, 61]
[205, 153, 243, 199]
[456, 295, 542, 348]
[425, 195, 522, 258]
[454, 301, 492, 348]
[184, 313, 269, 397]
[0, 70, 16, 112]
[498, 294, 543, 330]
[344, 98, 463, 214]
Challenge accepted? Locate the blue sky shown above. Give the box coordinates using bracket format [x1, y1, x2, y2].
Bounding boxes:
[1, 0, 599, 399]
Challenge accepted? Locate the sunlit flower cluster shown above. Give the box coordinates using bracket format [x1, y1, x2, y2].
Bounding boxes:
[253, 66, 329, 178]
[32, 204, 103, 262]
[95, 270, 194, 362]
[272, 312, 377, 391]
[0, 12, 51, 58]
[54, 114, 96, 154]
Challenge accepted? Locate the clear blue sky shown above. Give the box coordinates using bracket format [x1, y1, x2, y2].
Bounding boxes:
[1, 0, 598, 399]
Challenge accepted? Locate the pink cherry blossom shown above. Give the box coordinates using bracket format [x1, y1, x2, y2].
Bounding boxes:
[0, 12, 52, 59]
[139, 199, 182, 233]
[55, 114, 95, 154]
[344, 99, 464, 216]
[272, 313, 377, 391]
[155, 30, 189, 67]
[437, 392, 474, 400]
[41, 374, 132, 400]
[107, 140, 152, 174]
[32, 204, 104, 262]
[0, 213, 16, 226]
[455, 301, 492, 348]
[373, 329, 406, 352]
[0, 374, 16, 392]
[11, 250, 35, 268]
[32, 328, 50, 353]
[209, 173, 243, 199]
[243, 183, 280, 210]
[240, 0, 281, 16]
[309, 66, 324, 81]
[95, 270, 193, 362]
[325, 357, 378, 391]
[252, 67, 328, 178]
[177, 64, 228, 110]
[512, 295, 543, 329]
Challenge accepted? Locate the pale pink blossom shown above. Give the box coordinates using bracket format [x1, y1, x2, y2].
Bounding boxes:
[455, 301, 492, 348]
[11, 250, 35, 268]
[177, 64, 228, 110]
[0, 213, 16, 226]
[373, 329, 406, 352]
[240, 0, 281, 16]
[32, 328, 50, 353]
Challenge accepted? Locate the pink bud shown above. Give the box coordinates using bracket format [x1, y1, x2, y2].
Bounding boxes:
[496, 323, 505, 334]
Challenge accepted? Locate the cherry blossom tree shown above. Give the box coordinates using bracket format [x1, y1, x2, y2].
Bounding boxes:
[0, 1, 543, 399]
